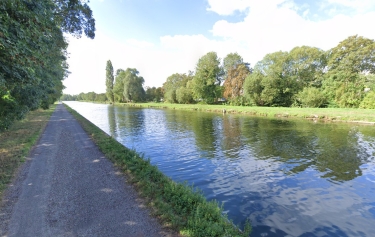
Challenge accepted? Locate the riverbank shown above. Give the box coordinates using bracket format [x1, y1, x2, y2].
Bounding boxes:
[119, 102, 375, 125]
[0, 105, 56, 197]
[1, 104, 175, 236]
[64, 104, 251, 236]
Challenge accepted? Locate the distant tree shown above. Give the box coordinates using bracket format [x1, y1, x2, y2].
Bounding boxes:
[243, 51, 298, 106]
[123, 68, 145, 102]
[191, 52, 223, 104]
[359, 91, 375, 109]
[163, 73, 192, 103]
[95, 93, 107, 102]
[176, 83, 194, 104]
[243, 72, 265, 105]
[288, 46, 327, 89]
[327, 35, 375, 75]
[145, 86, 163, 102]
[113, 68, 126, 102]
[106, 60, 114, 103]
[323, 35, 375, 107]
[295, 87, 327, 108]
[223, 53, 250, 100]
[223, 53, 245, 77]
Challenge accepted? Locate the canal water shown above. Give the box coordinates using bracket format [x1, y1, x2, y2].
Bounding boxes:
[64, 101, 375, 237]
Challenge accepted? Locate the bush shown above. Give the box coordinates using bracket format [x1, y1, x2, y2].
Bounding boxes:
[359, 91, 375, 109]
[176, 87, 194, 104]
[296, 87, 327, 108]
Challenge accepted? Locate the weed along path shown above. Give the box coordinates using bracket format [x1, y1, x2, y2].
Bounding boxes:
[0, 104, 174, 237]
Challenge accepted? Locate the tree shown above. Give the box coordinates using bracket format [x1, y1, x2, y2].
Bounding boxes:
[145, 86, 163, 102]
[295, 87, 327, 108]
[288, 46, 327, 88]
[163, 73, 192, 103]
[105, 60, 114, 103]
[327, 35, 375, 75]
[53, 0, 96, 39]
[113, 68, 126, 102]
[222, 53, 251, 104]
[191, 52, 223, 104]
[323, 35, 375, 107]
[360, 91, 375, 109]
[243, 72, 265, 105]
[243, 51, 298, 106]
[0, 0, 96, 131]
[176, 83, 194, 104]
[123, 68, 145, 102]
[243, 47, 326, 107]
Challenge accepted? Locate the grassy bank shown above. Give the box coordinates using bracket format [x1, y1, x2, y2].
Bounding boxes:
[64, 103, 251, 237]
[0, 105, 56, 196]
[120, 102, 375, 124]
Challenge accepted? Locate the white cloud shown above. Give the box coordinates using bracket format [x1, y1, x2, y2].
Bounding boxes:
[206, 0, 286, 15]
[209, 1, 375, 63]
[327, 0, 375, 12]
[63, 1, 375, 95]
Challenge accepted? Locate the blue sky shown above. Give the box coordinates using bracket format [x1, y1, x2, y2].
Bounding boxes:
[63, 0, 375, 94]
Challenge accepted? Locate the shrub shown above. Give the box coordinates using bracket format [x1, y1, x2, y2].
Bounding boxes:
[359, 91, 375, 109]
[296, 87, 327, 108]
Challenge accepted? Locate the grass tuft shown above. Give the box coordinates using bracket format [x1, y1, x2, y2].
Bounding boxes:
[64, 103, 251, 237]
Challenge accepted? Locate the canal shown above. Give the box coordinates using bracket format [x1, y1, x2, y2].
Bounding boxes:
[64, 101, 375, 237]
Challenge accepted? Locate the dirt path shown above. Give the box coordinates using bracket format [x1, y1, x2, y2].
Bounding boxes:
[0, 104, 175, 237]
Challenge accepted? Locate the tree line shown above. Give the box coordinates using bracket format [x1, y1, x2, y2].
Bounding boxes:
[66, 35, 375, 110]
[0, 0, 95, 131]
[160, 35, 375, 109]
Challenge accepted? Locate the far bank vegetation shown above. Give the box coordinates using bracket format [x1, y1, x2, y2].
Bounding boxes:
[62, 35, 375, 110]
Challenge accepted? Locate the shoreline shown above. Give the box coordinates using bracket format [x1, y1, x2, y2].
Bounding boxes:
[112, 102, 375, 125]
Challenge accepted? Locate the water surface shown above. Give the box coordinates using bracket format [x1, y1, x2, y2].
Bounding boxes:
[65, 102, 375, 237]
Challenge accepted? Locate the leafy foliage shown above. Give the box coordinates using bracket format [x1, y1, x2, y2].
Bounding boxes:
[191, 52, 223, 104]
[295, 87, 327, 108]
[359, 91, 375, 109]
[223, 64, 250, 100]
[105, 60, 114, 103]
[163, 73, 192, 103]
[0, 0, 95, 131]
[176, 86, 194, 104]
[145, 86, 163, 102]
[53, 0, 96, 39]
[122, 68, 146, 102]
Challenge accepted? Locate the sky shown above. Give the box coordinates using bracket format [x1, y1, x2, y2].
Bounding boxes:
[63, 0, 375, 95]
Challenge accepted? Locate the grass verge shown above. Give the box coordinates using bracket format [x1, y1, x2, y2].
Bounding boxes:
[64, 103, 251, 237]
[0, 105, 56, 197]
[120, 102, 375, 124]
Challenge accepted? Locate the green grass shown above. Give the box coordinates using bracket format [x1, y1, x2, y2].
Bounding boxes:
[64, 103, 251, 237]
[0, 105, 56, 197]
[120, 102, 375, 124]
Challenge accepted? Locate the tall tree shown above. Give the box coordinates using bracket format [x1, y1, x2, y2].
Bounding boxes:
[113, 69, 125, 102]
[0, 0, 96, 131]
[105, 60, 114, 103]
[163, 73, 192, 103]
[191, 52, 223, 104]
[123, 68, 145, 102]
[223, 53, 251, 101]
[323, 35, 375, 107]
[288, 46, 327, 89]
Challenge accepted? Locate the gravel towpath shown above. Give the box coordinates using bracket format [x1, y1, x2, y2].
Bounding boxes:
[0, 104, 176, 237]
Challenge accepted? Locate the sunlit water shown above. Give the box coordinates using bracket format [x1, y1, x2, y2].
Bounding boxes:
[65, 101, 375, 237]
